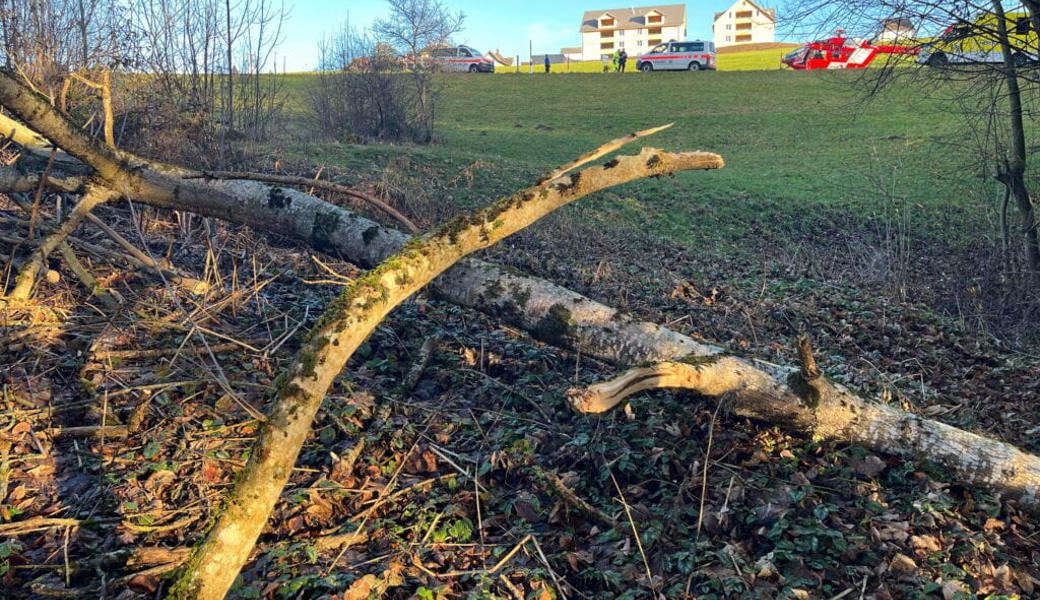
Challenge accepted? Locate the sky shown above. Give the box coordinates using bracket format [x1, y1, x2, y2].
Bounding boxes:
[275, 1, 785, 72]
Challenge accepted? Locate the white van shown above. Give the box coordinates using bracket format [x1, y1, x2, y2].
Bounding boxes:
[422, 45, 495, 73]
[636, 40, 717, 72]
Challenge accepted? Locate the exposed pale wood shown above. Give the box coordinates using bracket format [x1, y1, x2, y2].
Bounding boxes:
[571, 359, 1040, 509]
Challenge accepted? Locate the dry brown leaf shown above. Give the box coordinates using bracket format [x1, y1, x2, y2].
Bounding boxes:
[889, 553, 917, 574]
[200, 460, 223, 484]
[342, 574, 377, 600]
[6, 485, 26, 502]
[127, 573, 159, 594]
[910, 534, 941, 554]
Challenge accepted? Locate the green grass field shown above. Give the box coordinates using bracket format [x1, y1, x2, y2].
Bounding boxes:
[278, 69, 997, 257]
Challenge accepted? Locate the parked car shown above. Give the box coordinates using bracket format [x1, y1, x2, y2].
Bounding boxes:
[918, 12, 1038, 67]
[421, 45, 495, 73]
[636, 40, 716, 72]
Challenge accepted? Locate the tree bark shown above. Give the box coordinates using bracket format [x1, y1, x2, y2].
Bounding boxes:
[571, 358, 1040, 509]
[992, 0, 1040, 281]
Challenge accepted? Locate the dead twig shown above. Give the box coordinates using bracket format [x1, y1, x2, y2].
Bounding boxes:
[402, 334, 440, 396]
[529, 465, 617, 530]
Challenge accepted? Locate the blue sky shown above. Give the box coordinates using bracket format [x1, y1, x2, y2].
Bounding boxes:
[276, 1, 785, 71]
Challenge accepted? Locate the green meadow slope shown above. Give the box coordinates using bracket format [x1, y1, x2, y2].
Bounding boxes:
[279, 69, 993, 256]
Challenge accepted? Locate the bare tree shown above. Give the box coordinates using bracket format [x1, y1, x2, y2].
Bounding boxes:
[784, 0, 1040, 287]
[372, 0, 464, 142]
[311, 22, 416, 141]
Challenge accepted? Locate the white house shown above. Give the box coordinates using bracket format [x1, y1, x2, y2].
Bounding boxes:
[712, 0, 776, 48]
[579, 4, 687, 61]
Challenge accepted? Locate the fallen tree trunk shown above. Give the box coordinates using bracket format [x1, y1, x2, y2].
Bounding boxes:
[163, 139, 722, 598]
[3, 67, 1040, 585]
[569, 352, 1040, 508]
[0, 74, 717, 366]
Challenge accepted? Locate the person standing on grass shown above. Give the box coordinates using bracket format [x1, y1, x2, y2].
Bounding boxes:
[619, 49, 628, 72]
[544, 54, 551, 73]
[612, 48, 620, 72]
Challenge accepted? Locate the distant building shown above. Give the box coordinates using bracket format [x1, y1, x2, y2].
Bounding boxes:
[712, 0, 776, 48]
[579, 4, 687, 61]
[875, 17, 916, 42]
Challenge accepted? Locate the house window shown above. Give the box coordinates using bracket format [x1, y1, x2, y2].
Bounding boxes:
[618, 29, 624, 36]
[725, 35, 731, 41]
[736, 34, 752, 42]
[736, 10, 753, 18]
[619, 41, 625, 48]
[725, 24, 731, 30]
[637, 40, 643, 46]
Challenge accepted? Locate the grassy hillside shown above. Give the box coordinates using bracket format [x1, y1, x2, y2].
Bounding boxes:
[279, 70, 990, 256]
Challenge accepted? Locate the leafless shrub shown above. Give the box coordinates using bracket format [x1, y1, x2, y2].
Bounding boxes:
[310, 25, 418, 142]
[373, 0, 465, 143]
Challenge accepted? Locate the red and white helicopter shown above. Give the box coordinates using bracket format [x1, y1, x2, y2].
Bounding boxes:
[781, 30, 918, 70]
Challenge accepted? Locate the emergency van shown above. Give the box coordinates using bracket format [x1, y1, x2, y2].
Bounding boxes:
[919, 12, 1039, 67]
[421, 45, 495, 73]
[635, 40, 717, 72]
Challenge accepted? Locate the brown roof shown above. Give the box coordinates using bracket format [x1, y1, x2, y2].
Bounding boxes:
[713, 0, 776, 23]
[580, 4, 686, 32]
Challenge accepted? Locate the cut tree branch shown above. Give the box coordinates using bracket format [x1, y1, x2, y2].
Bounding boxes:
[570, 359, 1040, 508]
[166, 135, 722, 598]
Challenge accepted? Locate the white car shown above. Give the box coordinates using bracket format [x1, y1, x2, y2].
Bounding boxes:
[421, 45, 495, 73]
[636, 40, 717, 72]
